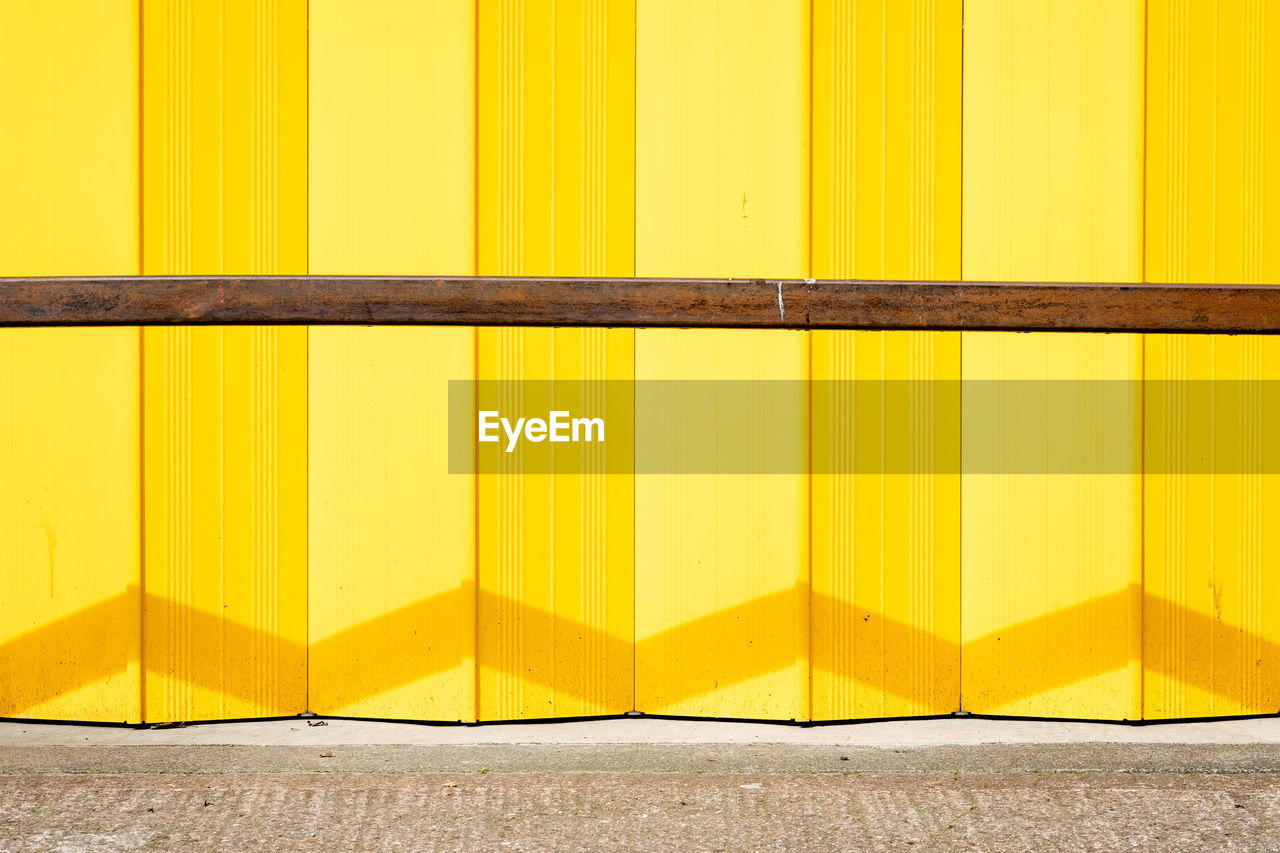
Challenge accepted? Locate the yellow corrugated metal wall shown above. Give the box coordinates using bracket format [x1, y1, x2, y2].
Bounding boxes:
[809, 0, 963, 720]
[0, 1, 142, 723]
[476, 0, 636, 719]
[306, 0, 477, 722]
[140, 0, 309, 722]
[1143, 0, 1280, 719]
[1, 0, 1278, 724]
[962, 0, 1146, 720]
[634, 0, 810, 720]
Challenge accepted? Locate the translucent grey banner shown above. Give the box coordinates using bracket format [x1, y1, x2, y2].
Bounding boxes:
[447, 381, 1280, 475]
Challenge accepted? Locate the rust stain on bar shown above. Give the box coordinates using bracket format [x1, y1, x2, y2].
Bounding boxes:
[0, 276, 1276, 333]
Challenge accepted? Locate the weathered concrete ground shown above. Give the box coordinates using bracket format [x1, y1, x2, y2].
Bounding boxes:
[2, 718, 1279, 851]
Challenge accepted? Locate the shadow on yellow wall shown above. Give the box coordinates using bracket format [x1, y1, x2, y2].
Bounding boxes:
[2, 587, 1276, 724]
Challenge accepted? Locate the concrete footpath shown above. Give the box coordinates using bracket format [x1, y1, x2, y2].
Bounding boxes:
[2, 717, 1279, 851]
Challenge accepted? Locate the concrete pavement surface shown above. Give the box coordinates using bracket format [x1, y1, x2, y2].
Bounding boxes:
[7, 715, 1280, 746]
[2, 717, 1279, 850]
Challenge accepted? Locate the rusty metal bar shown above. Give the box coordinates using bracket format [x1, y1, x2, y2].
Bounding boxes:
[1, 276, 1278, 333]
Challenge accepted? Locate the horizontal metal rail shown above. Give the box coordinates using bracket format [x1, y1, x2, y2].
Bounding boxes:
[1, 276, 1278, 332]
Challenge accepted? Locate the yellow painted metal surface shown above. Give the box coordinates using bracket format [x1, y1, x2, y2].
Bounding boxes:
[308, 327, 476, 721]
[1144, 2, 1280, 719]
[142, 329, 308, 721]
[962, 0, 1145, 718]
[811, 0, 961, 281]
[809, 0, 963, 720]
[306, 0, 478, 720]
[4, 1, 1280, 725]
[961, 334, 1143, 718]
[1146, 0, 1280, 287]
[0, 331, 142, 723]
[477, 0, 635, 277]
[476, 0, 636, 719]
[0, 1, 139, 276]
[476, 329, 635, 719]
[308, 0, 475, 275]
[0, 1, 141, 723]
[141, 0, 308, 276]
[1145, 337, 1280, 718]
[634, 0, 809, 724]
[963, 0, 1145, 284]
[634, 331, 809, 720]
[140, 0, 308, 722]
[810, 333, 962, 719]
[636, 0, 809, 278]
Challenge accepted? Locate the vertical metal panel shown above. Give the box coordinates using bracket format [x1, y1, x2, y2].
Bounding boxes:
[961, 0, 1144, 718]
[635, 0, 810, 719]
[307, 0, 478, 720]
[476, 0, 635, 719]
[1146, 0, 1280, 287]
[478, 0, 635, 276]
[543, 329, 634, 716]
[142, 329, 308, 721]
[636, 0, 809, 277]
[0, 332, 142, 723]
[809, 0, 963, 720]
[142, 0, 308, 276]
[634, 331, 809, 720]
[1144, 1, 1280, 718]
[308, 327, 476, 720]
[1145, 338, 1280, 718]
[811, 0, 961, 280]
[810, 333, 962, 719]
[961, 334, 1143, 718]
[963, 0, 1144, 284]
[0, 2, 140, 276]
[141, 0, 308, 722]
[0, 1, 141, 723]
[476, 330, 634, 719]
[309, 1, 476, 274]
